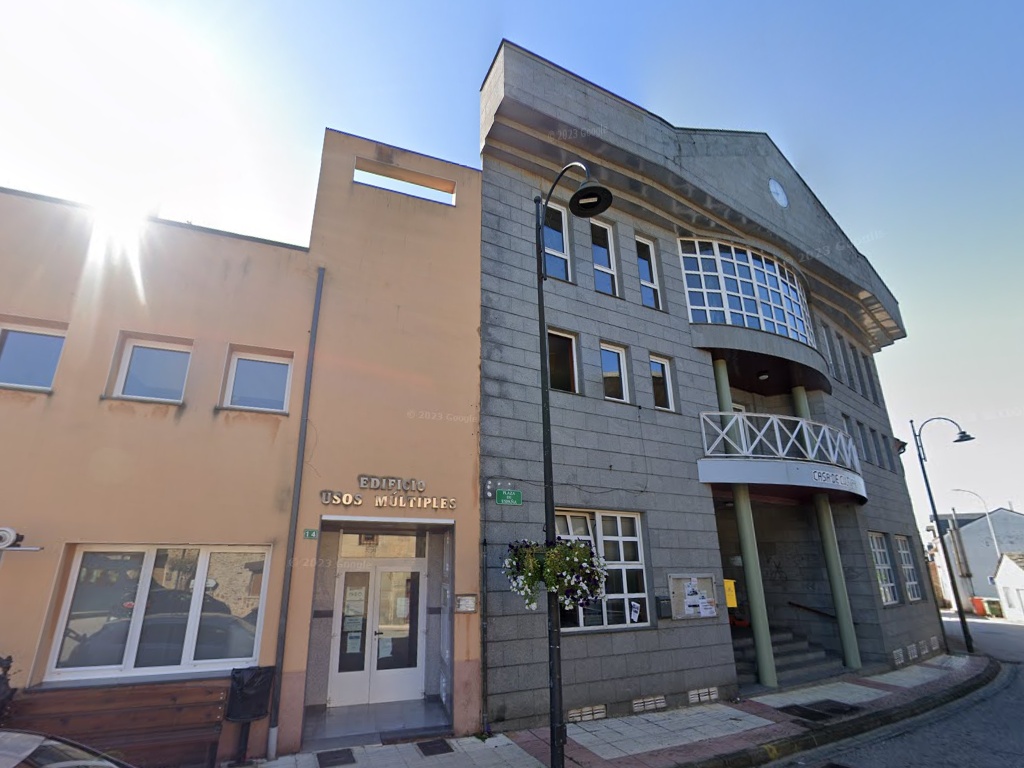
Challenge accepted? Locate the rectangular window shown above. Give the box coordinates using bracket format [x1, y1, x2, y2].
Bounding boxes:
[225, 352, 292, 412]
[543, 204, 571, 282]
[591, 222, 616, 296]
[115, 340, 191, 402]
[894, 535, 923, 601]
[870, 429, 883, 469]
[818, 320, 836, 377]
[0, 326, 65, 390]
[869, 532, 899, 606]
[600, 344, 628, 402]
[862, 353, 880, 404]
[636, 238, 661, 310]
[882, 434, 897, 472]
[556, 511, 648, 629]
[851, 342, 868, 396]
[650, 356, 673, 410]
[824, 325, 844, 382]
[838, 334, 855, 392]
[548, 331, 577, 393]
[857, 421, 873, 464]
[51, 546, 267, 678]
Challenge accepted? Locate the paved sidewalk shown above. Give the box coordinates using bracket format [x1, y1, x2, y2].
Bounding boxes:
[261, 653, 997, 768]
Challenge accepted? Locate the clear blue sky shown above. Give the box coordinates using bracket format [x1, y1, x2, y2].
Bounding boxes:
[2, 0, 1021, 530]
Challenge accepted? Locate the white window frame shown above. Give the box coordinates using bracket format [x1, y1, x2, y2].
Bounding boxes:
[894, 535, 923, 602]
[547, 329, 578, 393]
[0, 323, 66, 392]
[869, 532, 899, 606]
[224, 351, 293, 413]
[556, 510, 649, 630]
[599, 343, 629, 403]
[649, 355, 674, 411]
[48, 544, 270, 681]
[636, 237, 661, 310]
[114, 339, 192, 403]
[543, 203, 571, 282]
[590, 221, 617, 296]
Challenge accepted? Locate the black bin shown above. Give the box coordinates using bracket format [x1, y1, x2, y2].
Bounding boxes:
[226, 666, 275, 765]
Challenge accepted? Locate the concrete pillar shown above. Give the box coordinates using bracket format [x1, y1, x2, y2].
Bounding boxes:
[714, 358, 777, 687]
[791, 385, 861, 670]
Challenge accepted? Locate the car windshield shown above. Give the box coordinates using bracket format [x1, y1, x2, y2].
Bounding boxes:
[0, 732, 126, 768]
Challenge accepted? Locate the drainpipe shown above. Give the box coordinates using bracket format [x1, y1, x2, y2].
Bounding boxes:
[268, 266, 326, 760]
[479, 538, 490, 736]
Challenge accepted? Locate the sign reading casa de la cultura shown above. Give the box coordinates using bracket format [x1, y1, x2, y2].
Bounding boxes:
[320, 474, 458, 510]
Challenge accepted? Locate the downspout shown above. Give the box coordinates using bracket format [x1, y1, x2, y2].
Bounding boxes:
[268, 266, 326, 760]
[479, 538, 490, 736]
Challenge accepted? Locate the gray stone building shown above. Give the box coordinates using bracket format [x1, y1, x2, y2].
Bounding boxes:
[478, 42, 942, 731]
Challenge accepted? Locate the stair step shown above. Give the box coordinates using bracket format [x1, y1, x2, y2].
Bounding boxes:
[731, 631, 794, 650]
[734, 639, 811, 660]
[735, 648, 826, 672]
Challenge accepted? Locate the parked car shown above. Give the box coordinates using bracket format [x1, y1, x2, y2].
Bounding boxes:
[0, 729, 136, 768]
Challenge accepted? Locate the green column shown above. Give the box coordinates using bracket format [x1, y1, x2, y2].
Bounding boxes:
[714, 359, 777, 687]
[791, 386, 861, 670]
[814, 494, 862, 669]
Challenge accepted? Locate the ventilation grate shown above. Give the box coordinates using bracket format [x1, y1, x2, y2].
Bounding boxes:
[567, 704, 607, 722]
[687, 687, 719, 704]
[893, 648, 905, 666]
[632, 694, 667, 713]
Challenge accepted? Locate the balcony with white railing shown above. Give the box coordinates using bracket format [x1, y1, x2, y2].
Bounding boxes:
[697, 412, 867, 501]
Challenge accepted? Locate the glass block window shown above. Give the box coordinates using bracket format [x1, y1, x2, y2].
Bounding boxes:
[895, 535, 923, 601]
[556, 511, 648, 629]
[679, 239, 814, 346]
[869, 532, 899, 605]
[591, 222, 616, 296]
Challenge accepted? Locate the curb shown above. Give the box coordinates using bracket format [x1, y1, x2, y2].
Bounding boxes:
[679, 656, 1001, 768]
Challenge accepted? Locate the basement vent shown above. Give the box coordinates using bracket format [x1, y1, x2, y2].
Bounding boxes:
[930, 636, 940, 651]
[687, 687, 719, 704]
[919, 640, 929, 656]
[632, 695, 667, 713]
[907, 643, 919, 660]
[893, 648, 905, 666]
[567, 704, 607, 722]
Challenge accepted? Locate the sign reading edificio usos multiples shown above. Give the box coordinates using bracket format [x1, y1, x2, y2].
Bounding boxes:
[320, 474, 457, 509]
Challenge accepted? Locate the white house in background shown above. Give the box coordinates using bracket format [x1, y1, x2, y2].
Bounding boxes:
[995, 553, 1024, 623]
[931, 508, 1024, 603]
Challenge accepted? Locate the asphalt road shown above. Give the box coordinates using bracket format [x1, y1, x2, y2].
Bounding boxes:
[767, 613, 1024, 768]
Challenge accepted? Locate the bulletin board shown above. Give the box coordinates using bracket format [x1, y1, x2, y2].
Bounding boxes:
[668, 574, 718, 619]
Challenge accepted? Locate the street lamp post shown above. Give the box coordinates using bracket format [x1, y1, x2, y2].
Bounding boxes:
[910, 417, 975, 653]
[532, 162, 612, 768]
[952, 488, 1002, 564]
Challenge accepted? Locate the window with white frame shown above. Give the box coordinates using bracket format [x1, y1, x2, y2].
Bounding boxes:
[894, 535, 922, 601]
[679, 239, 813, 345]
[599, 343, 628, 402]
[225, 352, 292, 412]
[543, 204, 571, 281]
[650, 355, 673, 410]
[0, 325, 65, 390]
[51, 546, 268, 678]
[548, 330, 577, 393]
[591, 222, 616, 296]
[635, 238, 661, 309]
[115, 339, 191, 402]
[869, 532, 899, 605]
[556, 511, 648, 629]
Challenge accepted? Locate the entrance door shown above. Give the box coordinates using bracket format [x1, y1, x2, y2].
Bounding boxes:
[328, 559, 426, 706]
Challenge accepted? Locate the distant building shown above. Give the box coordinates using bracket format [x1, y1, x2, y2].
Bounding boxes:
[994, 553, 1024, 622]
[930, 508, 1024, 603]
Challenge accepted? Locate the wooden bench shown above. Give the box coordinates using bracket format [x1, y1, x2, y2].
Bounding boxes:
[4, 678, 230, 768]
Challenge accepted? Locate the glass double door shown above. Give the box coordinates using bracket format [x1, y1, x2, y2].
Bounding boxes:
[328, 559, 426, 706]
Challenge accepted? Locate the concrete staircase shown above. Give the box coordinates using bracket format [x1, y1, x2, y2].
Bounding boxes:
[733, 627, 846, 687]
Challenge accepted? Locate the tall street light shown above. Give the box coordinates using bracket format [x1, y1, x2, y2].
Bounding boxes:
[911, 417, 975, 653]
[533, 162, 612, 768]
[952, 488, 1002, 565]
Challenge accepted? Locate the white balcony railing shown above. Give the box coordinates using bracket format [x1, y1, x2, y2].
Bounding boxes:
[699, 412, 862, 474]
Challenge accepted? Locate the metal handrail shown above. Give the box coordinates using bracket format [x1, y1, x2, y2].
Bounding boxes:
[699, 412, 861, 473]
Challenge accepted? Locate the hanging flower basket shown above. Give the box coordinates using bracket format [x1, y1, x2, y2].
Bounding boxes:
[503, 539, 607, 611]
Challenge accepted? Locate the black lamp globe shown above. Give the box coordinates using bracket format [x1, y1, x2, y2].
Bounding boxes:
[569, 179, 613, 218]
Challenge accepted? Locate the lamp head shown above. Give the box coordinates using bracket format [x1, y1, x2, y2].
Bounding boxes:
[569, 179, 613, 218]
[954, 430, 975, 443]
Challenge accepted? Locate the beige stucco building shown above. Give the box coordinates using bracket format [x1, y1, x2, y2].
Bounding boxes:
[0, 131, 482, 762]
